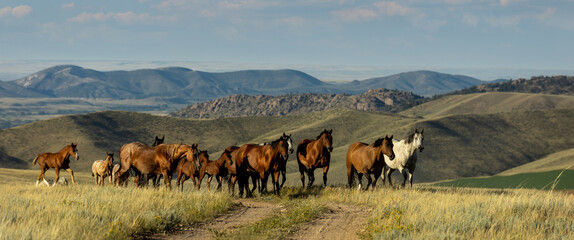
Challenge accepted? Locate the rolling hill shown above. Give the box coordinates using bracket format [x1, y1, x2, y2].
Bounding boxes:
[2, 65, 330, 101]
[2, 97, 574, 185]
[341, 70, 485, 96]
[1, 65, 486, 101]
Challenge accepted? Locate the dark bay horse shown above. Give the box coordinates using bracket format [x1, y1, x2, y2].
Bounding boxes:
[117, 143, 198, 190]
[346, 135, 395, 190]
[198, 150, 232, 191]
[235, 134, 290, 197]
[297, 129, 333, 188]
[33, 143, 79, 186]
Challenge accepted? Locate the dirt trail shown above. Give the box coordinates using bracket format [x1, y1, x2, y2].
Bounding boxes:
[287, 203, 371, 240]
[147, 200, 283, 240]
[147, 200, 370, 240]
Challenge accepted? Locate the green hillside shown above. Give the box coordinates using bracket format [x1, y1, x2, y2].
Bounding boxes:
[2, 102, 574, 185]
[432, 170, 574, 190]
[498, 148, 574, 176]
[401, 92, 574, 119]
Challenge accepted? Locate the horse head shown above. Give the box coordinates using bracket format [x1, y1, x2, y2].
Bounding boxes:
[70, 143, 79, 161]
[199, 150, 210, 164]
[318, 129, 334, 152]
[105, 152, 114, 171]
[282, 132, 294, 154]
[382, 135, 395, 160]
[219, 149, 233, 166]
[152, 135, 165, 147]
[414, 129, 424, 152]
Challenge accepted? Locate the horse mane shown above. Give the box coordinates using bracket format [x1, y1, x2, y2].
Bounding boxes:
[406, 133, 415, 144]
[372, 138, 385, 147]
[269, 138, 283, 149]
[316, 129, 331, 140]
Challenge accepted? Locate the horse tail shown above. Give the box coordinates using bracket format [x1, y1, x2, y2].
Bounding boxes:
[32, 156, 38, 166]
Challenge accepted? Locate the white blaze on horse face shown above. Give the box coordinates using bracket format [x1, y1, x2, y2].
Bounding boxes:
[415, 133, 424, 152]
[287, 138, 294, 153]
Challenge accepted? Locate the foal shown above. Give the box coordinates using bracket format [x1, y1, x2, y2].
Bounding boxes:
[198, 150, 232, 191]
[91, 152, 114, 186]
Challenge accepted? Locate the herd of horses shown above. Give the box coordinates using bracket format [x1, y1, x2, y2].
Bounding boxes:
[32, 129, 425, 196]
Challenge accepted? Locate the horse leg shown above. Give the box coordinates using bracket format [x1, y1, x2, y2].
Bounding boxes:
[280, 169, 286, 188]
[94, 174, 99, 185]
[36, 167, 47, 186]
[298, 162, 306, 188]
[216, 176, 223, 191]
[322, 165, 329, 188]
[372, 173, 380, 189]
[357, 172, 363, 189]
[162, 171, 171, 190]
[307, 169, 315, 189]
[386, 168, 395, 187]
[346, 164, 355, 188]
[408, 171, 414, 188]
[206, 174, 213, 192]
[401, 169, 409, 188]
[198, 170, 205, 190]
[273, 171, 281, 195]
[53, 167, 60, 187]
[364, 174, 373, 190]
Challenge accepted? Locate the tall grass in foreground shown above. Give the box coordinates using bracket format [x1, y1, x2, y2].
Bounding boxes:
[0, 183, 233, 240]
[319, 186, 574, 239]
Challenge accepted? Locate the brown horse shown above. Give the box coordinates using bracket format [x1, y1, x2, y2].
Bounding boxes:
[198, 150, 232, 191]
[91, 152, 114, 186]
[346, 135, 395, 190]
[33, 143, 79, 186]
[175, 150, 202, 192]
[224, 145, 247, 196]
[117, 143, 198, 190]
[235, 134, 290, 197]
[297, 129, 333, 188]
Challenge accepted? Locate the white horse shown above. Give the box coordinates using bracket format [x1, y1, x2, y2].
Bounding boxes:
[383, 129, 424, 187]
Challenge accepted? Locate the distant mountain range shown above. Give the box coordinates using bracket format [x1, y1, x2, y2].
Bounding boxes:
[0, 65, 489, 101]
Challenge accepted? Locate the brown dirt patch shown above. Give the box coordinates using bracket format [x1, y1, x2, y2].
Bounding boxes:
[146, 199, 283, 240]
[287, 203, 371, 240]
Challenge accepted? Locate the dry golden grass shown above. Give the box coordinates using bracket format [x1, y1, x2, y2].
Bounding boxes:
[318, 186, 574, 239]
[0, 179, 233, 240]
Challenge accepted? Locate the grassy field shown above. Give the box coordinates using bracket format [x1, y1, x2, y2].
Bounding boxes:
[432, 170, 574, 190]
[1, 168, 574, 239]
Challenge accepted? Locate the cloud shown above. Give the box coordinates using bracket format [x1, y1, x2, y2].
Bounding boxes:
[462, 13, 478, 27]
[374, 1, 412, 16]
[332, 7, 378, 22]
[332, 1, 414, 22]
[62, 3, 75, 9]
[0, 5, 32, 17]
[68, 12, 152, 24]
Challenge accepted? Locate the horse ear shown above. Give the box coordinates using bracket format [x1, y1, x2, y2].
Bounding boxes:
[192, 143, 198, 149]
[329, 129, 333, 133]
[421, 129, 424, 134]
[390, 135, 393, 139]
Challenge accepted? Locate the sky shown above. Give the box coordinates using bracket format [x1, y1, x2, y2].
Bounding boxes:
[1, 0, 573, 81]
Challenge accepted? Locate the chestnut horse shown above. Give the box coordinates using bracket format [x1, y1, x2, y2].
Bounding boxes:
[198, 150, 232, 191]
[235, 133, 290, 197]
[346, 135, 395, 190]
[224, 146, 240, 195]
[175, 149, 202, 192]
[33, 143, 79, 186]
[297, 129, 333, 188]
[91, 152, 114, 186]
[116, 143, 198, 190]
